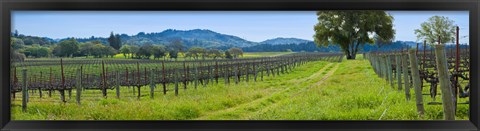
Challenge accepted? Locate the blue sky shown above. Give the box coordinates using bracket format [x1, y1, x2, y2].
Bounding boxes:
[12, 11, 469, 44]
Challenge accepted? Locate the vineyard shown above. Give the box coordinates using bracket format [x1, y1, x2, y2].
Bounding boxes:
[11, 53, 344, 109]
[365, 43, 470, 120]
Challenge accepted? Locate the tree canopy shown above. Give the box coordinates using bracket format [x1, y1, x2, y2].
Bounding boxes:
[108, 32, 122, 50]
[414, 16, 456, 45]
[313, 11, 395, 59]
[52, 38, 79, 57]
[228, 48, 243, 59]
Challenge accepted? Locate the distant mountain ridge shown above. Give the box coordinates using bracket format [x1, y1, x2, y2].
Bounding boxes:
[260, 37, 312, 45]
[72, 29, 262, 48]
[71, 29, 319, 49]
[16, 29, 429, 52]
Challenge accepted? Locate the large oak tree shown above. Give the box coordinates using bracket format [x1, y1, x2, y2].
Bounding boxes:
[314, 11, 395, 59]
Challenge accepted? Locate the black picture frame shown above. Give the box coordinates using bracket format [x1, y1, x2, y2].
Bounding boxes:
[0, 0, 478, 131]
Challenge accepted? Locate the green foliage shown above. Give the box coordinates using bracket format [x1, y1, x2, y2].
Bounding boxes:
[169, 50, 179, 60]
[128, 45, 140, 59]
[314, 11, 395, 59]
[18, 36, 53, 46]
[152, 45, 167, 60]
[78, 40, 116, 58]
[187, 47, 206, 60]
[108, 32, 122, 50]
[207, 49, 223, 59]
[138, 44, 154, 59]
[414, 16, 456, 45]
[225, 50, 233, 59]
[119, 45, 131, 58]
[168, 39, 186, 53]
[52, 38, 79, 57]
[10, 37, 25, 50]
[24, 45, 50, 58]
[228, 48, 243, 59]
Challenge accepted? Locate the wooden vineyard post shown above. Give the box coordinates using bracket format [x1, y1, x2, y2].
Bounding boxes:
[195, 62, 199, 89]
[395, 54, 402, 91]
[205, 64, 210, 87]
[408, 49, 425, 117]
[183, 62, 187, 90]
[266, 59, 270, 77]
[215, 61, 219, 84]
[175, 70, 179, 96]
[60, 59, 66, 103]
[387, 55, 394, 88]
[49, 67, 52, 98]
[375, 55, 381, 77]
[246, 63, 249, 82]
[22, 68, 27, 112]
[136, 62, 141, 99]
[260, 59, 264, 81]
[381, 55, 387, 80]
[162, 61, 167, 95]
[235, 62, 239, 84]
[102, 60, 107, 98]
[377, 55, 382, 78]
[116, 71, 120, 99]
[401, 53, 411, 101]
[276, 62, 280, 76]
[238, 62, 242, 82]
[150, 69, 155, 99]
[76, 68, 82, 105]
[271, 62, 276, 77]
[39, 71, 43, 98]
[210, 64, 214, 85]
[434, 44, 455, 120]
[224, 64, 228, 85]
[253, 62, 257, 82]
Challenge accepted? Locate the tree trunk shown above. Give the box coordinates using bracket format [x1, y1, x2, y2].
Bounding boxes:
[345, 52, 357, 60]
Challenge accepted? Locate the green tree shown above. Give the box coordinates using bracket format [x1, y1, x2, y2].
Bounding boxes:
[414, 16, 456, 45]
[225, 50, 233, 59]
[314, 11, 395, 59]
[105, 46, 117, 58]
[208, 49, 223, 59]
[169, 49, 179, 61]
[90, 44, 105, 58]
[129, 45, 140, 59]
[228, 48, 243, 59]
[53, 38, 79, 57]
[139, 44, 153, 59]
[79, 42, 95, 58]
[24, 45, 49, 58]
[152, 45, 167, 60]
[187, 47, 206, 60]
[119, 45, 131, 58]
[108, 32, 122, 50]
[11, 37, 25, 50]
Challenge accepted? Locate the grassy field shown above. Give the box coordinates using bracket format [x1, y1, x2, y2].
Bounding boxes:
[11, 55, 469, 120]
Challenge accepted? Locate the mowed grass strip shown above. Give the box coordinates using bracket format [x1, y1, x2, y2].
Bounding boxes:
[12, 61, 329, 120]
[195, 63, 336, 120]
[245, 58, 469, 120]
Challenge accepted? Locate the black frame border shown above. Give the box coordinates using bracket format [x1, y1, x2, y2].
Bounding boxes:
[0, 0, 478, 130]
